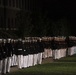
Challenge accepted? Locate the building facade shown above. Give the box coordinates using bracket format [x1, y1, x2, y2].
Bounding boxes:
[0, 0, 40, 31]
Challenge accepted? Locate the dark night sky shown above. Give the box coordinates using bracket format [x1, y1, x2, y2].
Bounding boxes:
[37, 0, 76, 35]
[41, 0, 76, 19]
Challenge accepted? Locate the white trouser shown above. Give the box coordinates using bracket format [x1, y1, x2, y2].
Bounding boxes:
[33, 54, 38, 66]
[65, 49, 66, 56]
[55, 49, 58, 59]
[60, 49, 63, 58]
[54, 49, 60, 59]
[28, 54, 33, 67]
[68, 48, 71, 55]
[17, 55, 23, 69]
[6, 57, 11, 73]
[63, 49, 66, 57]
[14, 55, 18, 66]
[37, 53, 42, 64]
[68, 47, 74, 56]
[23, 55, 28, 68]
[11, 54, 18, 66]
[43, 49, 48, 58]
[57, 50, 59, 59]
[42, 52, 45, 59]
[61, 49, 63, 57]
[47, 49, 50, 58]
[74, 46, 76, 54]
[47, 49, 53, 58]
[0, 60, 3, 74]
[11, 55, 13, 66]
[48, 49, 52, 57]
[52, 50, 55, 59]
[57, 49, 60, 59]
[2, 58, 7, 74]
[71, 47, 74, 55]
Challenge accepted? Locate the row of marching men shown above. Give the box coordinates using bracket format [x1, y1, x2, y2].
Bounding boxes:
[0, 36, 76, 74]
[67, 36, 76, 56]
[42, 36, 67, 59]
[42, 36, 76, 59]
[0, 38, 44, 75]
[52, 36, 67, 59]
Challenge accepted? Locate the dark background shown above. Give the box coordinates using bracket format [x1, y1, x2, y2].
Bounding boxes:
[36, 0, 76, 35]
[1, 0, 76, 37]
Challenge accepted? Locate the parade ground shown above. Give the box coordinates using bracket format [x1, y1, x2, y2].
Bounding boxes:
[6, 54, 76, 75]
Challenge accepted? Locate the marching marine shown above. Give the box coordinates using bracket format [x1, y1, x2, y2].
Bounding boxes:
[0, 39, 3, 74]
[22, 39, 29, 68]
[15, 38, 23, 69]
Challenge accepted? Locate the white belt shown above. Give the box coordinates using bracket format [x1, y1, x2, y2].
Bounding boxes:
[18, 49, 22, 50]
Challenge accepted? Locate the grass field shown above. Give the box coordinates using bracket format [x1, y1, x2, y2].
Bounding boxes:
[55, 54, 76, 62]
[6, 55, 76, 75]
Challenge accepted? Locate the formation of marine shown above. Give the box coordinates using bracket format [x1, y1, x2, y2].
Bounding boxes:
[0, 36, 76, 75]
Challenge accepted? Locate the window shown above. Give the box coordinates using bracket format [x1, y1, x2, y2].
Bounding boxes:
[0, 17, 1, 28]
[1, 0, 7, 6]
[12, 0, 15, 7]
[30, 0, 34, 11]
[2, 0, 8, 6]
[16, 0, 18, 8]
[14, 18, 16, 28]
[0, 0, 1, 5]
[11, 18, 14, 28]
[13, 19, 15, 28]
[8, 18, 10, 28]
[25, 0, 26, 9]
[19, 0, 21, 8]
[25, 0, 29, 10]
[9, 0, 11, 6]
[28, 0, 30, 10]
[1, 17, 3, 28]
[6, 0, 8, 6]
[22, 0, 24, 9]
